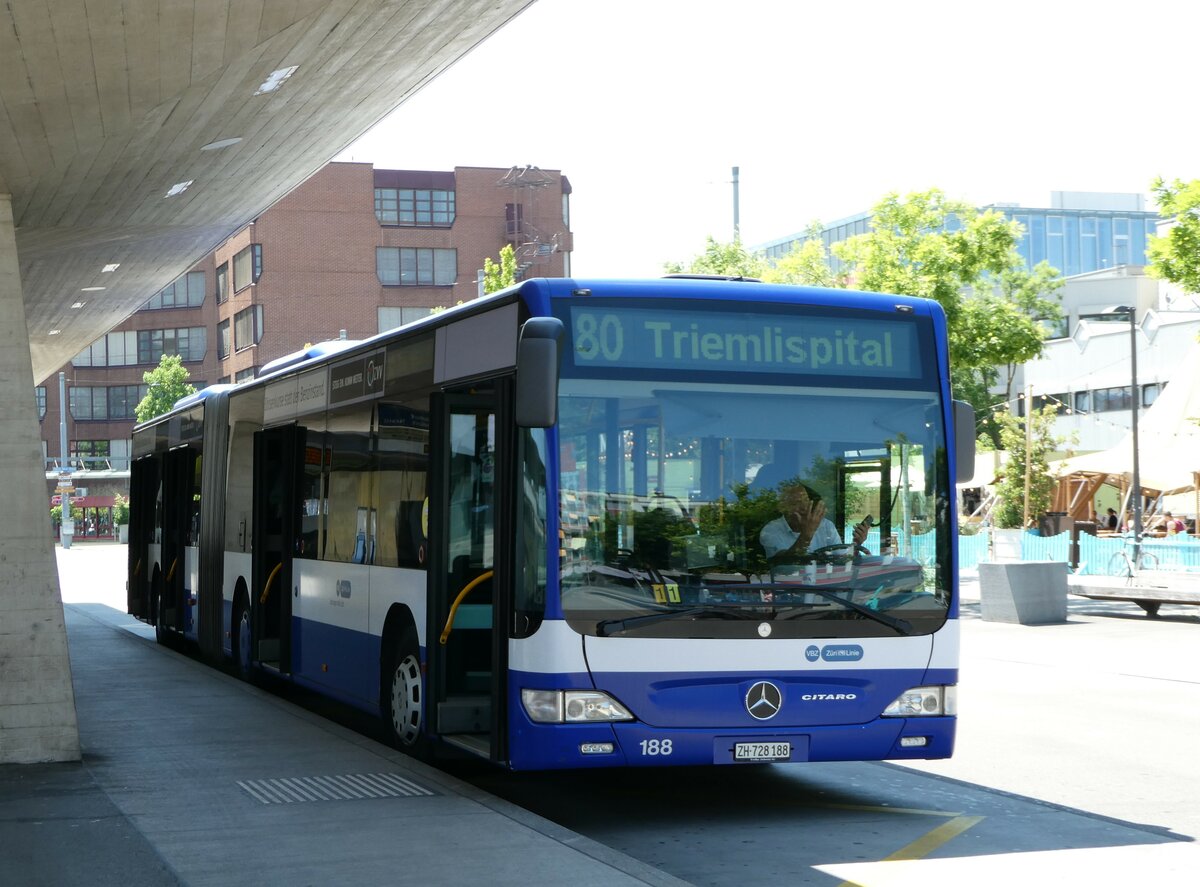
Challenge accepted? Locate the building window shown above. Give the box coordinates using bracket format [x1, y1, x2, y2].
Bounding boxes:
[69, 385, 149, 421]
[1073, 391, 1090, 414]
[1113, 217, 1130, 265]
[216, 263, 228, 303]
[376, 247, 457, 286]
[378, 306, 435, 332]
[73, 330, 139, 367]
[1046, 216, 1064, 272]
[107, 384, 148, 419]
[233, 244, 262, 292]
[137, 327, 207, 364]
[35, 386, 46, 419]
[218, 319, 231, 359]
[235, 366, 256, 383]
[1081, 217, 1098, 271]
[110, 439, 131, 471]
[1093, 386, 1133, 413]
[143, 271, 205, 309]
[374, 188, 455, 226]
[234, 306, 264, 351]
[1142, 383, 1161, 407]
[69, 387, 107, 420]
[70, 440, 111, 467]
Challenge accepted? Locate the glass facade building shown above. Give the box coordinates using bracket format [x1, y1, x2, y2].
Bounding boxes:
[760, 193, 1161, 278]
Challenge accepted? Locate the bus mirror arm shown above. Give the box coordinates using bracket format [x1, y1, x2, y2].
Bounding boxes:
[515, 317, 563, 428]
[952, 400, 976, 485]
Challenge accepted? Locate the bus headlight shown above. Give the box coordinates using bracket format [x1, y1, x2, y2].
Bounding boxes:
[881, 685, 956, 717]
[522, 689, 633, 723]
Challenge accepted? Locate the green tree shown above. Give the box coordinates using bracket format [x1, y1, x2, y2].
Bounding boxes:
[135, 353, 196, 423]
[1147, 177, 1200, 294]
[482, 243, 519, 294]
[832, 189, 1063, 443]
[760, 222, 843, 288]
[665, 236, 767, 279]
[991, 404, 1069, 529]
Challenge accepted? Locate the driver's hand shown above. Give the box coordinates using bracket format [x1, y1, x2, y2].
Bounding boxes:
[781, 488, 824, 542]
[852, 517, 870, 547]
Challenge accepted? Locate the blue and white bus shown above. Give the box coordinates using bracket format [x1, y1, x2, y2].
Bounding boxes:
[128, 277, 974, 770]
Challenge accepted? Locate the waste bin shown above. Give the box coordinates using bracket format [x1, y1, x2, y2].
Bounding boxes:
[1069, 520, 1096, 568]
[1038, 512, 1070, 537]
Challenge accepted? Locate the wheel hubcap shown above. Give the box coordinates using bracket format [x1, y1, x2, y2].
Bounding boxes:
[391, 654, 422, 745]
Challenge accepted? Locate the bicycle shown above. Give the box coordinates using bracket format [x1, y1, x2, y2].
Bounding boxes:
[1106, 535, 1159, 579]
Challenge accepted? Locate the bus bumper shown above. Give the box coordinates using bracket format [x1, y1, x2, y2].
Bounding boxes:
[506, 716, 955, 770]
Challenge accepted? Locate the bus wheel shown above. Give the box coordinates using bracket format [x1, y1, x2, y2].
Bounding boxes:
[232, 600, 252, 680]
[385, 629, 428, 757]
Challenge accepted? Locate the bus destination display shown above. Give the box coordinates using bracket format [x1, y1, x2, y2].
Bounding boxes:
[568, 305, 921, 378]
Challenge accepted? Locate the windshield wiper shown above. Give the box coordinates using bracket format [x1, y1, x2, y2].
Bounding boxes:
[775, 586, 914, 636]
[596, 606, 754, 637]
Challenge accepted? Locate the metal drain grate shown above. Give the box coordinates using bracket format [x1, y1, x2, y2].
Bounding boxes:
[238, 772, 436, 805]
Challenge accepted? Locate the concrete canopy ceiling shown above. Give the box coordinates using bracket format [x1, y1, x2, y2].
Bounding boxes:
[1, 0, 532, 384]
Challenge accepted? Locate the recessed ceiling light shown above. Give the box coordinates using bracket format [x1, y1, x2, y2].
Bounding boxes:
[200, 137, 243, 151]
[71, 301, 87, 309]
[81, 286, 106, 292]
[48, 329, 61, 335]
[102, 263, 120, 272]
[165, 180, 193, 197]
[255, 65, 298, 95]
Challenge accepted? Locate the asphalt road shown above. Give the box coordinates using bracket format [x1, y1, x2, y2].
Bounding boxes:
[54, 545, 1200, 885]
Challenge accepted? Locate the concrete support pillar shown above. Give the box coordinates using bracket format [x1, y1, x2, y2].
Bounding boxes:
[0, 193, 81, 763]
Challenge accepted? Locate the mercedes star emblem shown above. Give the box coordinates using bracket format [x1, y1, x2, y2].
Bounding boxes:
[745, 681, 783, 720]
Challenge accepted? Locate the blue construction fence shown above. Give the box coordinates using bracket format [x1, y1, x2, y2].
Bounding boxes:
[843, 527, 1199, 575]
[956, 529, 1200, 575]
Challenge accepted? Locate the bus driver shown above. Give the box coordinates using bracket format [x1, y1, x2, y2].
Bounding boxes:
[760, 479, 871, 564]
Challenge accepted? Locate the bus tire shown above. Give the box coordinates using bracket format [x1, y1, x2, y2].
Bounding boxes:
[153, 587, 169, 646]
[232, 596, 253, 681]
[384, 628, 430, 758]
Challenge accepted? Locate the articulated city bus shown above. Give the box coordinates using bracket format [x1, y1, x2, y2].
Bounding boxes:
[128, 276, 974, 770]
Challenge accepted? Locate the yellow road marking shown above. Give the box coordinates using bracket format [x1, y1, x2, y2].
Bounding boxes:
[835, 813, 984, 886]
[882, 814, 984, 861]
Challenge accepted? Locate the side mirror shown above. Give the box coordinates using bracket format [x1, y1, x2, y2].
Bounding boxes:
[952, 400, 976, 485]
[515, 317, 563, 428]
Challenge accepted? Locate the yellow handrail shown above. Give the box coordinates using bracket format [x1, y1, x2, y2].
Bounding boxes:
[260, 562, 284, 605]
[166, 558, 178, 582]
[439, 570, 494, 645]
[133, 558, 142, 578]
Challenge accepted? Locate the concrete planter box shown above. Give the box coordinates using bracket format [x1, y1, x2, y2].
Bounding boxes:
[979, 561, 1068, 624]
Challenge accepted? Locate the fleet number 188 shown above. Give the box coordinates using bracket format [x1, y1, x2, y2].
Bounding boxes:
[639, 739, 673, 756]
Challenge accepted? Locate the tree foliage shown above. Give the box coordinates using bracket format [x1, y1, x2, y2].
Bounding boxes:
[135, 353, 196, 423]
[760, 222, 841, 288]
[483, 243, 519, 294]
[1147, 177, 1200, 294]
[665, 236, 767, 279]
[991, 404, 1070, 529]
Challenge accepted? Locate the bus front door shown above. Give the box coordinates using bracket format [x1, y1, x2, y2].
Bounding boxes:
[430, 388, 513, 764]
[252, 426, 304, 674]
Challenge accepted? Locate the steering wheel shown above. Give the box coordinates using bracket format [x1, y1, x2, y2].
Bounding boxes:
[808, 543, 870, 563]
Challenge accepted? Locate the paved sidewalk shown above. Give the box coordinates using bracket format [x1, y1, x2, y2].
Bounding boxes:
[1, 543, 684, 887]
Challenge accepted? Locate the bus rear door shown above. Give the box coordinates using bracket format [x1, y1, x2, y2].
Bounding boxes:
[252, 425, 305, 673]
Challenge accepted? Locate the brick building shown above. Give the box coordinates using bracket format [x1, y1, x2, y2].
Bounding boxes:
[39, 162, 573, 523]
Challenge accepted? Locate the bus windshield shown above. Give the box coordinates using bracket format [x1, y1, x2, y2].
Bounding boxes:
[555, 298, 951, 640]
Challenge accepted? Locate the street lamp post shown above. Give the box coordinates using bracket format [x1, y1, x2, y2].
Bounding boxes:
[1122, 306, 1143, 560]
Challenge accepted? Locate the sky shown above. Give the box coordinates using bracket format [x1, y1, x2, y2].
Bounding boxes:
[337, 0, 1200, 278]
